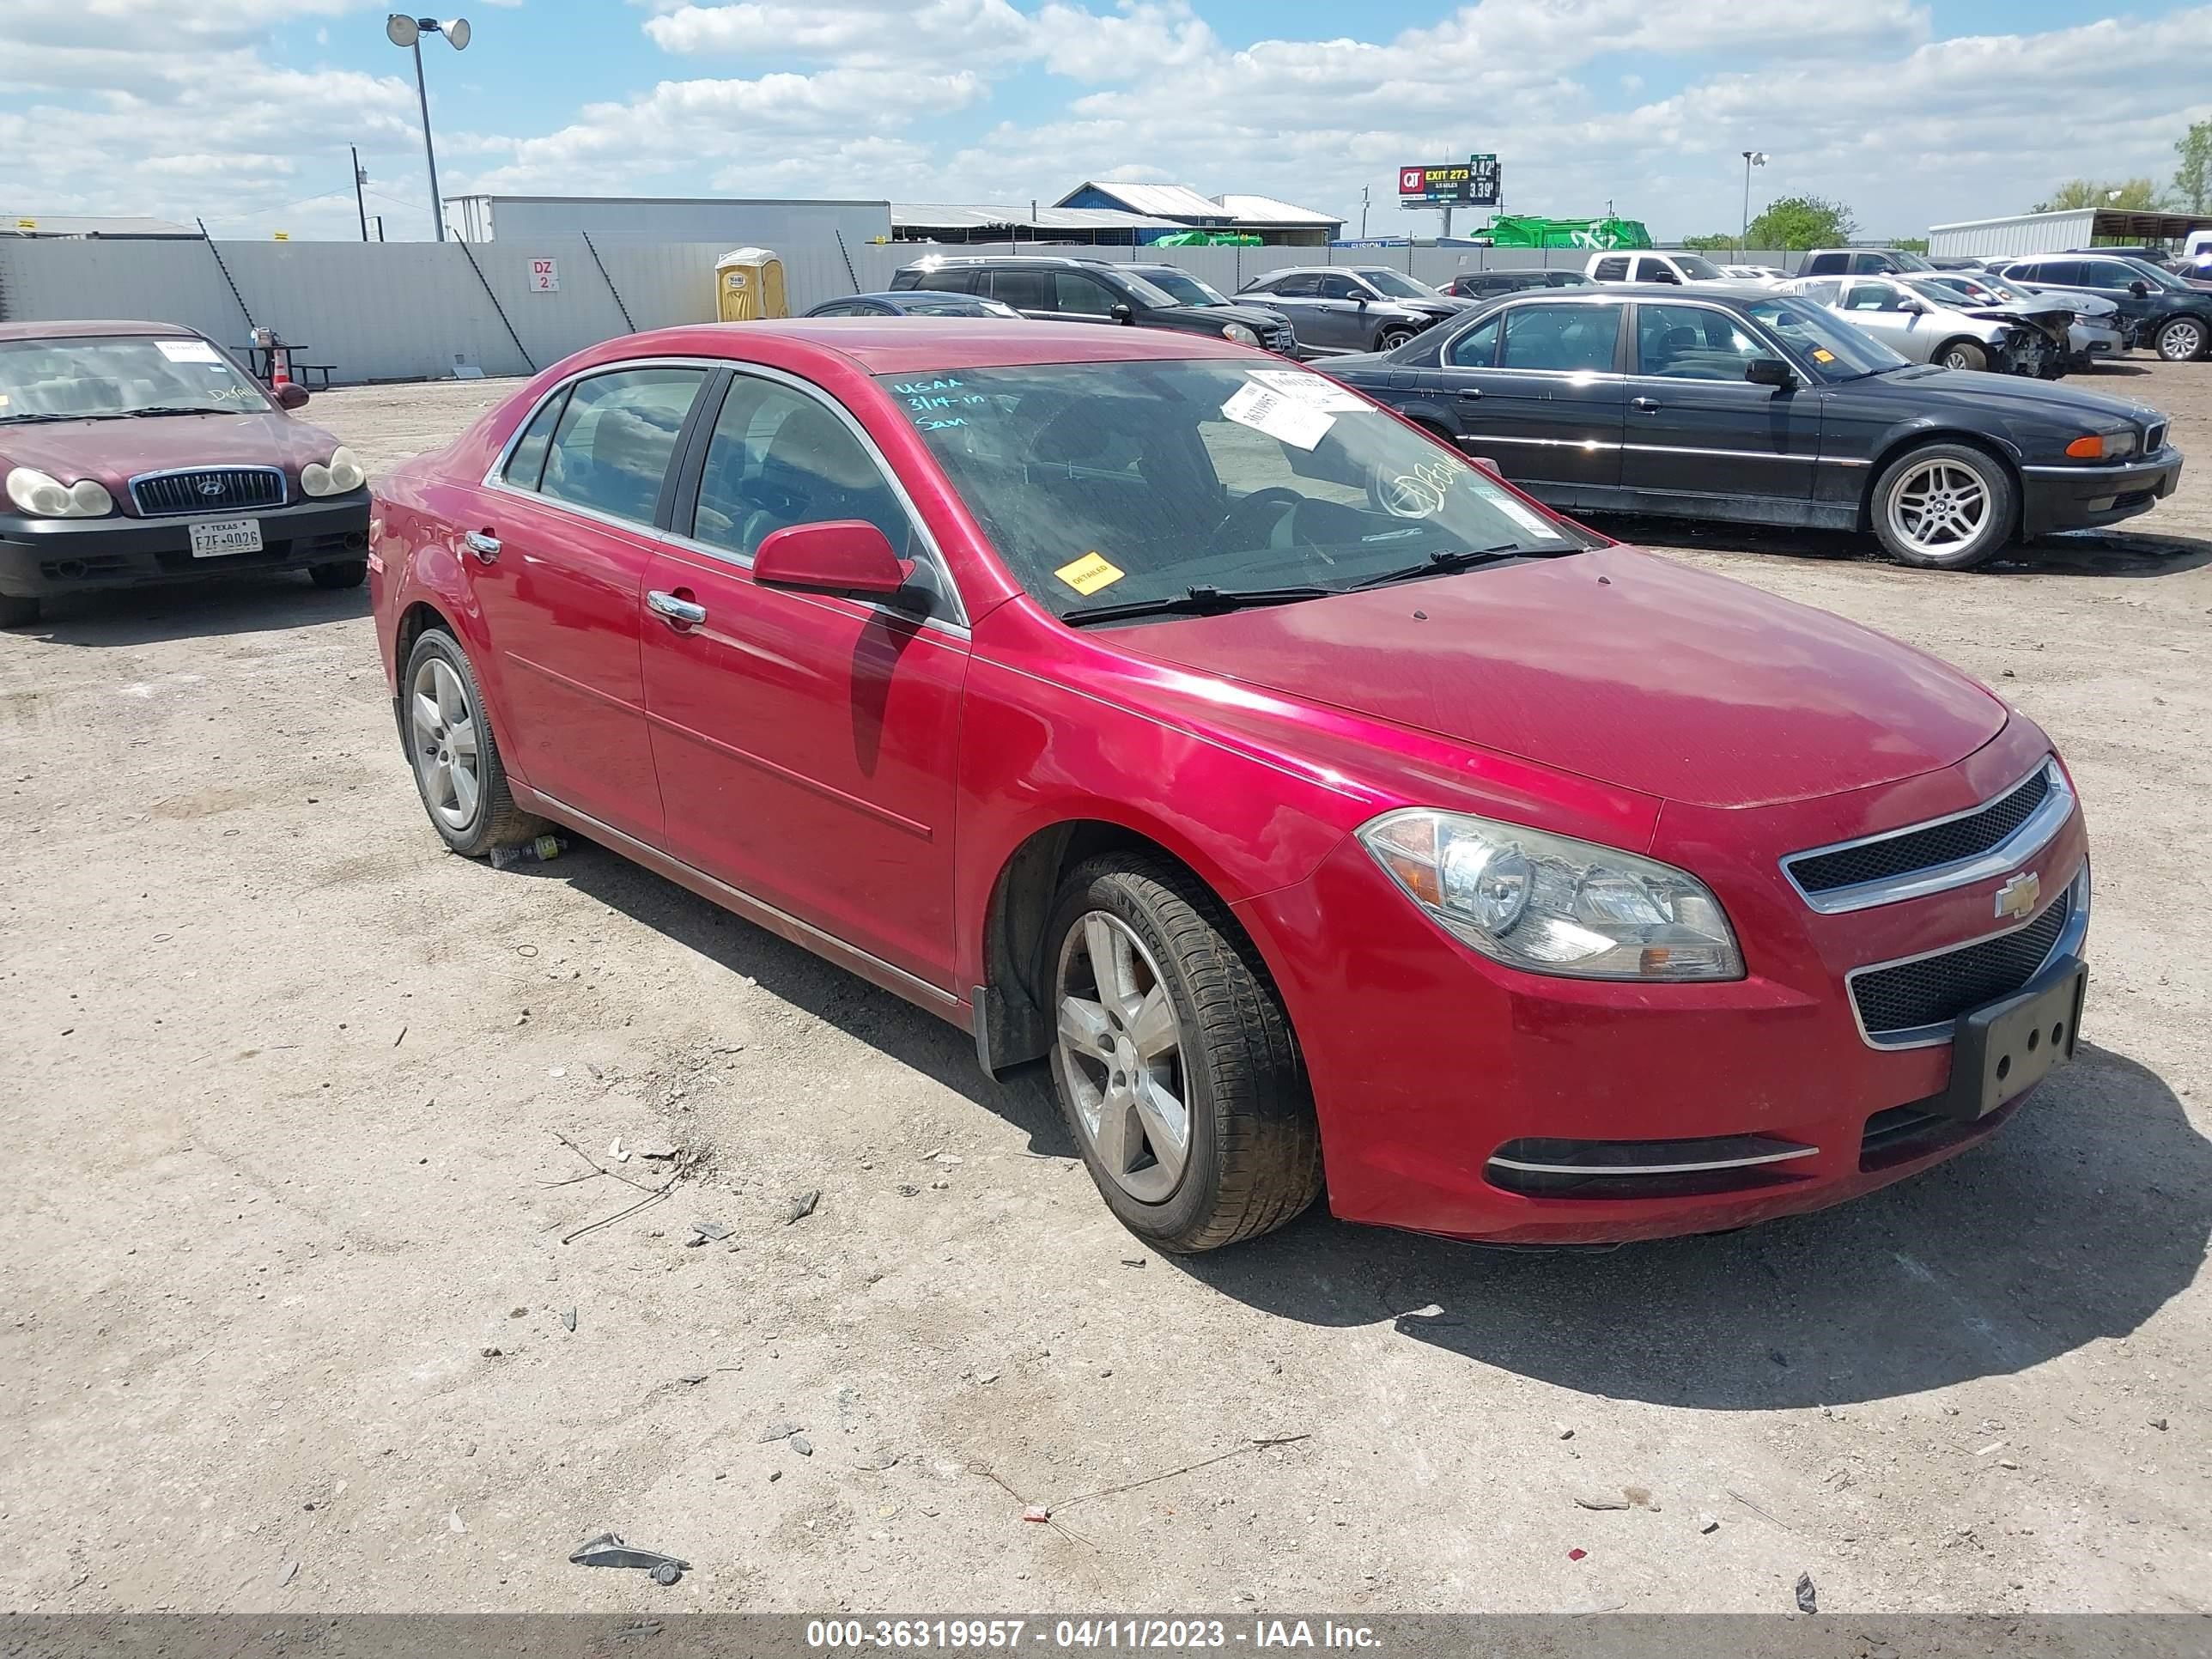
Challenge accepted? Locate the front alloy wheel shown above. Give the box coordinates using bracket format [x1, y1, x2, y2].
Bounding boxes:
[1870, 443, 2015, 570]
[1055, 912, 1192, 1203]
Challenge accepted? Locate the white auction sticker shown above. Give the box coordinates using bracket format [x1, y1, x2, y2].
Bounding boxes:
[1221, 381, 1335, 450]
[1474, 480, 1567, 540]
[155, 339, 221, 364]
[1246, 368, 1368, 412]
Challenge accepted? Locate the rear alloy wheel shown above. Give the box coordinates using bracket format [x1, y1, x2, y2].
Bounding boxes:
[1045, 854, 1321, 1252]
[402, 627, 545, 857]
[1938, 339, 1990, 372]
[310, 559, 368, 590]
[2155, 316, 2207, 362]
[1870, 443, 2015, 570]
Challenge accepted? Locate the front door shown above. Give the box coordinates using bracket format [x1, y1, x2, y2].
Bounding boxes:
[1837, 278, 1929, 359]
[1422, 298, 1627, 499]
[470, 362, 711, 846]
[1311, 272, 1371, 351]
[1619, 301, 1820, 503]
[638, 369, 969, 989]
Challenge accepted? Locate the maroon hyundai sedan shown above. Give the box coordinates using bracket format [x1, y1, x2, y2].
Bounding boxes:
[0, 320, 371, 626]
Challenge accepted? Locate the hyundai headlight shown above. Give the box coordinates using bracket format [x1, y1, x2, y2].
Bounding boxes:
[300, 446, 365, 496]
[6, 467, 113, 518]
[1221, 321, 1261, 346]
[1358, 809, 1743, 981]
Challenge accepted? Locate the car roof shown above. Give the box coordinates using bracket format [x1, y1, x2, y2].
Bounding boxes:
[896, 253, 1104, 269]
[1483, 283, 1771, 303]
[601, 317, 1252, 374]
[0, 318, 199, 343]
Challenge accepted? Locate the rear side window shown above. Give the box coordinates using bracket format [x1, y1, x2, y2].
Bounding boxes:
[2027, 260, 2084, 286]
[538, 366, 707, 526]
[502, 387, 568, 489]
[990, 268, 1052, 311]
[1499, 303, 1620, 372]
[1268, 272, 1322, 297]
[1592, 257, 1629, 282]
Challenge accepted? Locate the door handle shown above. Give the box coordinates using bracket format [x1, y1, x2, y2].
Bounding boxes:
[1630, 397, 1662, 413]
[1456, 386, 1484, 400]
[463, 531, 501, 563]
[647, 589, 708, 628]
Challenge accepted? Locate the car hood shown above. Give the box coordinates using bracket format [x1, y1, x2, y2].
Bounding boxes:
[1392, 299, 1468, 319]
[0, 410, 339, 511]
[1162, 302, 1291, 331]
[1114, 547, 2008, 810]
[1843, 364, 2164, 426]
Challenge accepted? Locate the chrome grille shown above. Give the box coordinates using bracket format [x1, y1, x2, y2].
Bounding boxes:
[1850, 885, 2073, 1041]
[1263, 324, 1297, 355]
[1789, 766, 2051, 896]
[131, 466, 285, 516]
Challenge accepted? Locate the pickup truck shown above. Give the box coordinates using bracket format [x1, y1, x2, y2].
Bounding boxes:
[1582, 250, 1768, 288]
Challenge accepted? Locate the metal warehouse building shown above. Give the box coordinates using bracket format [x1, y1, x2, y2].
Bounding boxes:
[1929, 205, 2212, 257]
[445, 193, 892, 247]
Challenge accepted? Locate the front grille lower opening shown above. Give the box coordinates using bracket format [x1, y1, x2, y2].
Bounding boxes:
[1851, 888, 2071, 1039]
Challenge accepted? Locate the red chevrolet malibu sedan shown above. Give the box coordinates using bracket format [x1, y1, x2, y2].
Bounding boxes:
[371, 320, 2090, 1253]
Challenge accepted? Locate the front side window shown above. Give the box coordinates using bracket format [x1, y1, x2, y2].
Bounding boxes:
[1317, 274, 1364, 301]
[1498, 303, 1621, 372]
[538, 366, 707, 525]
[1054, 271, 1119, 317]
[1638, 258, 1682, 285]
[1445, 313, 1503, 366]
[691, 375, 910, 561]
[1842, 280, 1906, 312]
[1635, 304, 1770, 380]
[0, 334, 272, 422]
[884, 359, 1589, 623]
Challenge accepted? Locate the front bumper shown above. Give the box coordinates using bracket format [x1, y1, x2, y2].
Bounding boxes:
[2019, 447, 2182, 538]
[2069, 322, 2124, 358]
[1231, 722, 2091, 1245]
[0, 493, 370, 598]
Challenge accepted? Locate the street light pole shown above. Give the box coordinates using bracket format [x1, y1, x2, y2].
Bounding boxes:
[1741, 149, 1768, 256]
[387, 15, 471, 242]
[351, 144, 368, 242]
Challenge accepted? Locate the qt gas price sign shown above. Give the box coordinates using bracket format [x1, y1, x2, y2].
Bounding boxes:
[1399, 156, 1500, 205]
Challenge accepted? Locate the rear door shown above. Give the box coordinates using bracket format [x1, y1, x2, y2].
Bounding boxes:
[472, 362, 711, 846]
[1619, 301, 1820, 503]
[1422, 299, 1626, 497]
[1249, 271, 1323, 344]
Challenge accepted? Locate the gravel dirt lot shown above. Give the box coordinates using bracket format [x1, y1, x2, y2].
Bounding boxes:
[3, 360, 2206, 1617]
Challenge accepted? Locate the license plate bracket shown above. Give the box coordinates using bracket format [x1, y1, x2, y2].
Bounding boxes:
[190, 518, 264, 558]
[1931, 953, 2086, 1122]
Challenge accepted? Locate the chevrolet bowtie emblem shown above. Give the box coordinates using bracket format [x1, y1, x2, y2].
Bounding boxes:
[1994, 871, 2040, 921]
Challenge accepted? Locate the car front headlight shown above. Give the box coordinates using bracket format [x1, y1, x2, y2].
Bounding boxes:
[300, 445, 365, 496]
[1221, 321, 1261, 346]
[1357, 809, 1743, 981]
[6, 466, 113, 518]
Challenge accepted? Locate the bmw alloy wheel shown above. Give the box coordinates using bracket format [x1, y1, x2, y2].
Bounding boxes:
[1053, 911, 1191, 1203]
[1886, 458, 1991, 560]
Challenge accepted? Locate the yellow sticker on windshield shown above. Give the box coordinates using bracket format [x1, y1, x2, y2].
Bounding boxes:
[1812, 348, 1837, 363]
[1054, 551, 1125, 596]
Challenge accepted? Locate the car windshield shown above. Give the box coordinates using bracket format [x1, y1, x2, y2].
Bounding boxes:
[0, 335, 270, 421]
[883, 358, 1590, 623]
[1886, 250, 1937, 272]
[1901, 279, 1969, 307]
[1357, 268, 1444, 300]
[1673, 254, 1727, 281]
[1107, 269, 1183, 307]
[1143, 270, 1231, 307]
[1742, 295, 1911, 380]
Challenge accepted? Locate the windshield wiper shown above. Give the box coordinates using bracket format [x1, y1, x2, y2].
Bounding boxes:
[1062, 583, 1337, 627]
[1351, 544, 1526, 589]
[120, 405, 236, 417]
[0, 410, 102, 424]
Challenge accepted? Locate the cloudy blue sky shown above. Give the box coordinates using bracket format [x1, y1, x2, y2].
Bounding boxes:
[4, 0, 2209, 242]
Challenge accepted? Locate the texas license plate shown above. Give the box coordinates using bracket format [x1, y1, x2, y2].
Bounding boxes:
[1930, 955, 2087, 1121]
[190, 518, 263, 558]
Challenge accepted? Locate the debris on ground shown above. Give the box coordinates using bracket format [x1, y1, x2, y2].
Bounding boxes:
[1556, 1424, 1574, 1440]
[757, 1421, 801, 1444]
[569, 1532, 690, 1586]
[480, 1346, 503, 1358]
[637, 1140, 678, 1160]
[1624, 1486, 1659, 1510]
[673, 1372, 708, 1386]
[562, 1306, 577, 1333]
[896, 1184, 920, 1197]
[2148, 1417, 2168, 1431]
[1567, 1547, 1587, 1561]
[1121, 1256, 1146, 1268]
[1698, 1513, 1720, 1534]
[785, 1188, 821, 1224]
[1794, 1571, 1818, 1613]
[278, 1560, 300, 1586]
[447, 1510, 465, 1534]
[1573, 1493, 1630, 1511]
[690, 1219, 732, 1244]
[607, 1138, 631, 1164]
[790, 1434, 815, 1456]
[1022, 1505, 1051, 1523]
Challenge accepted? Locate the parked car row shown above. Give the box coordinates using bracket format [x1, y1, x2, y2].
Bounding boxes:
[356, 314, 2100, 1254]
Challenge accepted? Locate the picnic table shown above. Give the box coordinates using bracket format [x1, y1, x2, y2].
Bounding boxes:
[234, 343, 335, 389]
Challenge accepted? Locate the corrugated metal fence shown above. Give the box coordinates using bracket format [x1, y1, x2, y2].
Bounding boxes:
[0, 235, 1793, 385]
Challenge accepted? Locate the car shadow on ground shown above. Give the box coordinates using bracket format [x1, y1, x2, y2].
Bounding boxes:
[1176, 1042, 2207, 1408]
[502, 837, 1076, 1158]
[1601, 516, 2212, 578]
[3, 575, 368, 646]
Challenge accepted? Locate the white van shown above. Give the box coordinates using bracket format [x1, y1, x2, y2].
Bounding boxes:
[1583, 250, 1771, 288]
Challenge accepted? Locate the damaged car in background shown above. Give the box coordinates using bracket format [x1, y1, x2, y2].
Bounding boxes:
[1913, 270, 2130, 370]
[1783, 275, 2058, 376]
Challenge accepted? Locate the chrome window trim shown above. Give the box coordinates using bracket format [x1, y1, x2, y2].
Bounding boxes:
[476, 354, 971, 635]
[1488, 1144, 1818, 1177]
[128, 463, 288, 514]
[1782, 757, 2072, 914]
[1455, 434, 1622, 451]
[1846, 864, 2089, 1051]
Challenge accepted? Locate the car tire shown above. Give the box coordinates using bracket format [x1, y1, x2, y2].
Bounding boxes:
[401, 626, 546, 858]
[1870, 442, 2015, 570]
[1376, 325, 1419, 351]
[0, 594, 38, 629]
[2154, 316, 2207, 362]
[1043, 853, 1322, 1253]
[310, 559, 368, 590]
[1936, 339, 1990, 372]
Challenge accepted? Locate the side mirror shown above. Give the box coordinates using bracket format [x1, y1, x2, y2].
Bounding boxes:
[753, 520, 913, 601]
[275, 382, 310, 410]
[1745, 357, 1796, 388]
[2130, 281, 2150, 297]
[1109, 301, 1134, 325]
[1354, 294, 1370, 307]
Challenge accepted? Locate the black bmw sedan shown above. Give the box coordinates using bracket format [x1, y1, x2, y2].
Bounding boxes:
[1326, 284, 2182, 568]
